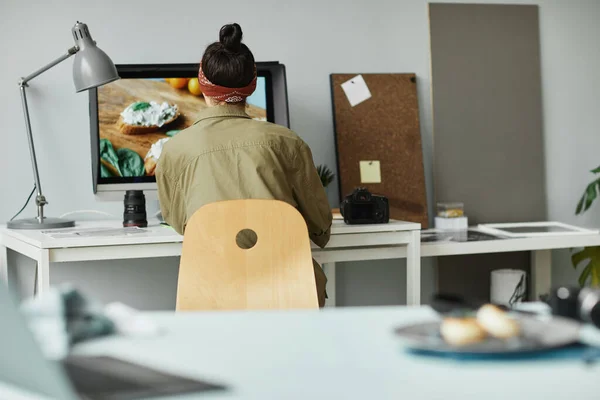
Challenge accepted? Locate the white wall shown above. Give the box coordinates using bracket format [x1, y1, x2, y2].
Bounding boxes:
[1, 0, 599, 308]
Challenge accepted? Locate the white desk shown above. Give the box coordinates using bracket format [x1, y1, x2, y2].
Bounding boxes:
[420, 229, 600, 301]
[0, 219, 422, 305]
[50, 306, 600, 399]
[3, 220, 597, 307]
[320, 227, 600, 306]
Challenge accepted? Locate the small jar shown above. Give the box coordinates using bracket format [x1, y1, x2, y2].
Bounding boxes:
[437, 202, 464, 218]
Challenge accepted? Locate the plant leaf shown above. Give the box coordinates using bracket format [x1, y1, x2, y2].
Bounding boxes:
[591, 165, 600, 174]
[592, 264, 600, 287]
[571, 246, 600, 288]
[316, 164, 335, 188]
[584, 183, 598, 212]
[572, 248, 589, 268]
[575, 174, 600, 215]
[579, 263, 592, 287]
[591, 246, 600, 287]
[576, 194, 586, 215]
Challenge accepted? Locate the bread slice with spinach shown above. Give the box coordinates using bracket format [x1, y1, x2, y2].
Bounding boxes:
[117, 101, 179, 135]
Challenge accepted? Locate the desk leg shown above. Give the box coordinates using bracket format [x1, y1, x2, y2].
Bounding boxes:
[35, 250, 50, 296]
[0, 244, 7, 287]
[323, 263, 336, 307]
[531, 249, 552, 301]
[406, 230, 421, 306]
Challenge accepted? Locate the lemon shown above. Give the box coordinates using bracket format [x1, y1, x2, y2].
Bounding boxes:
[188, 78, 203, 96]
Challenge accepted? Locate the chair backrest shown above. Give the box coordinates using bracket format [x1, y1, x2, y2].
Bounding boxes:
[176, 199, 318, 311]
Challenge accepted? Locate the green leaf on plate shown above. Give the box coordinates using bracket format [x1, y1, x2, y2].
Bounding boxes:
[116, 148, 145, 177]
[100, 163, 113, 178]
[131, 101, 151, 112]
[99, 138, 122, 176]
[99, 138, 145, 177]
[166, 130, 181, 137]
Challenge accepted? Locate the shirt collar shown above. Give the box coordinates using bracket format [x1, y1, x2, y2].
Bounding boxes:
[193, 105, 251, 124]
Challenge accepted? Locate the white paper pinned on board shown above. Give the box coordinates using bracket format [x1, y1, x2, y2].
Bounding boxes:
[359, 160, 381, 183]
[341, 75, 372, 107]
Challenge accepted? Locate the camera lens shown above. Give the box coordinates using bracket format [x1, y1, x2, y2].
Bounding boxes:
[123, 190, 147, 228]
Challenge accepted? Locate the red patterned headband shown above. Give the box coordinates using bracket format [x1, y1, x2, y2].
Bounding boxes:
[198, 62, 257, 103]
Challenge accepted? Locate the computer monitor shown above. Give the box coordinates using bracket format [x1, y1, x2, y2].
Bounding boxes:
[89, 62, 290, 199]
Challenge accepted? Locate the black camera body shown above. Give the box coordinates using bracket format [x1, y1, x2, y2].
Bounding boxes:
[548, 286, 600, 329]
[340, 188, 389, 225]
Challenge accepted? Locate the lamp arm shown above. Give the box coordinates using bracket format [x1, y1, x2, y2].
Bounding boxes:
[20, 46, 79, 85]
[18, 45, 79, 223]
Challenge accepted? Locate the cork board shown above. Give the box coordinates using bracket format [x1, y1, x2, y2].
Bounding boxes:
[330, 73, 428, 227]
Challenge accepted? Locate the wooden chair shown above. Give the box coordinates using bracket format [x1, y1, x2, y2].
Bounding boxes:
[176, 199, 319, 311]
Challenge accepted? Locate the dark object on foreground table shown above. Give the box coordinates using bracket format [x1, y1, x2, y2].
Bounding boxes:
[340, 187, 389, 224]
[548, 286, 600, 329]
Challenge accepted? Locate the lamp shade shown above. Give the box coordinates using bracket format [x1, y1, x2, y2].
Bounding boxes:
[71, 22, 119, 92]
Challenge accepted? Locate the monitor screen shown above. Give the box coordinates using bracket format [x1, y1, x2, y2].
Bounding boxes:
[92, 64, 275, 187]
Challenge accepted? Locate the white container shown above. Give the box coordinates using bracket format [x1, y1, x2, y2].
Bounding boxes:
[491, 269, 527, 306]
[434, 216, 468, 231]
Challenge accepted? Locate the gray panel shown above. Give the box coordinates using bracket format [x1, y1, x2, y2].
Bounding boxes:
[429, 4, 546, 299]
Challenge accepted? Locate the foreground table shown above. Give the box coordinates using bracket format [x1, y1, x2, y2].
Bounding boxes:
[66, 306, 599, 399]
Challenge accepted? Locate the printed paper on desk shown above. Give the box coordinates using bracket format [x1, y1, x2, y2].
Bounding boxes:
[341, 75, 372, 107]
[41, 227, 146, 238]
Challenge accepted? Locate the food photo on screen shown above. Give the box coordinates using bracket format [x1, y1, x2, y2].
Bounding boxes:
[97, 76, 268, 178]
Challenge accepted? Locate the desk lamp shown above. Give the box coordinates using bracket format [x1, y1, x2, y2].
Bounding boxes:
[8, 22, 119, 230]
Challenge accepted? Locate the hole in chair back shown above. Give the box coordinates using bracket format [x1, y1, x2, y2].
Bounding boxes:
[236, 229, 258, 249]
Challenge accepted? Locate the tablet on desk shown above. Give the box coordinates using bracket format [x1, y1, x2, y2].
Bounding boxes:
[62, 355, 227, 400]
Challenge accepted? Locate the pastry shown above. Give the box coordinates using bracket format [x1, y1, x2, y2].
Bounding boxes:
[440, 317, 487, 346]
[476, 304, 520, 339]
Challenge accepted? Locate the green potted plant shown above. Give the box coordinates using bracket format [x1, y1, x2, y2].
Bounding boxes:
[316, 164, 335, 188]
[573, 166, 600, 287]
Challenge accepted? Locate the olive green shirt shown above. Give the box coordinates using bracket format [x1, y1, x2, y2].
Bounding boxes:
[155, 105, 333, 248]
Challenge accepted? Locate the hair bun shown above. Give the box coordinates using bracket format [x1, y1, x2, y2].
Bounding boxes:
[219, 23, 243, 52]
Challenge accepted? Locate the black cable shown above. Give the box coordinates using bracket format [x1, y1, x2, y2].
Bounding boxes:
[10, 186, 36, 221]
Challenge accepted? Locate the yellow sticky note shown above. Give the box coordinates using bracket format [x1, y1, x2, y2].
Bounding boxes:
[359, 161, 381, 183]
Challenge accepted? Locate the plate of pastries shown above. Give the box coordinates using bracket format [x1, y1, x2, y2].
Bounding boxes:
[395, 295, 581, 354]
